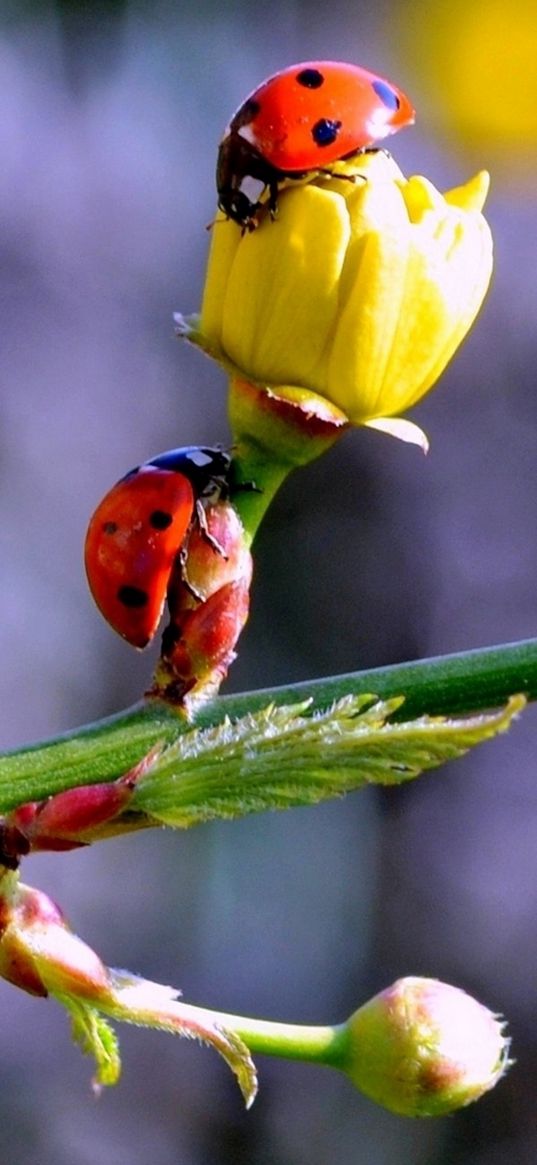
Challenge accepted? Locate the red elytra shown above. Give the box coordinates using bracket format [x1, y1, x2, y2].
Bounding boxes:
[84, 467, 195, 649]
[217, 60, 415, 228]
[84, 446, 232, 649]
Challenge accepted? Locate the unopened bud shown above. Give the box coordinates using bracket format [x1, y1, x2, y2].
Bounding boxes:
[150, 499, 252, 711]
[0, 868, 111, 999]
[343, 976, 510, 1116]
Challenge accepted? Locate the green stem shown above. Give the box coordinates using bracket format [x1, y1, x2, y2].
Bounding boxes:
[209, 635, 537, 724]
[231, 448, 291, 544]
[1, 636, 536, 811]
[227, 375, 347, 542]
[209, 1005, 347, 1066]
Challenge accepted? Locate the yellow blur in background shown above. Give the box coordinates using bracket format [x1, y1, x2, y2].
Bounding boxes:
[402, 0, 537, 171]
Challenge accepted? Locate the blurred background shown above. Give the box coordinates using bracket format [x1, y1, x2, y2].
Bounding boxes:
[1, 0, 537, 1161]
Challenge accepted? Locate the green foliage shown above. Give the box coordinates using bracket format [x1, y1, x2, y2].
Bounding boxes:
[57, 974, 258, 1103]
[133, 693, 525, 826]
[1, 640, 535, 814]
[64, 997, 121, 1088]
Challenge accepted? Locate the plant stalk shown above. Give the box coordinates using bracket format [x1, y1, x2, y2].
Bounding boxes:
[0, 636, 536, 811]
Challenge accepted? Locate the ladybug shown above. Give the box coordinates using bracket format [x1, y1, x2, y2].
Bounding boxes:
[84, 446, 231, 649]
[217, 60, 415, 230]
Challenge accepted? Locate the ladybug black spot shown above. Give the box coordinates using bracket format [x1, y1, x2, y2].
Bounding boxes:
[371, 79, 400, 111]
[149, 509, 173, 530]
[296, 68, 324, 89]
[233, 98, 261, 130]
[117, 585, 149, 609]
[102, 521, 118, 535]
[312, 118, 342, 148]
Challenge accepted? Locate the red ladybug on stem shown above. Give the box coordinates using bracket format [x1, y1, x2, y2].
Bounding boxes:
[217, 60, 415, 230]
[84, 446, 231, 649]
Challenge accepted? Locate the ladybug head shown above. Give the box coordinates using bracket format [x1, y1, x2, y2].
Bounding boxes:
[216, 134, 264, 230]
[217, 186, 259, 231]
[149, 446, 231, 497]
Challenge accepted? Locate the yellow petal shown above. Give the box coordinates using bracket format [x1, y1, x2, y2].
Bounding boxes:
[200, 215, 241, 343]
[325, 213, 413, 418]
[444, 170, 490, 213]
[328, 176, 492, 421]
[220, 185, 350, 387]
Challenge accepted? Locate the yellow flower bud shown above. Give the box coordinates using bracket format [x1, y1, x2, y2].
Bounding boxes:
[200, 152, 492, 440]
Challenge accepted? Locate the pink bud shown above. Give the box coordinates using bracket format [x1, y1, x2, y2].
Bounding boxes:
[2, 754, 155, 856]
[0, 871, 110, 999]
[150, 499, 252, 709]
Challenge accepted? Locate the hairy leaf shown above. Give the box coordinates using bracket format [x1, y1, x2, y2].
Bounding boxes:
[132, 693, 525, 826]
[64, 997, 121, 1089]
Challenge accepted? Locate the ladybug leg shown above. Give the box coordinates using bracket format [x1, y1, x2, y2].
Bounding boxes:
[362, 145, 392, 158]
[267, 178, 280, 220]
[322, 170, 362, 184]
[195, 499, 229, 559]
[316, 146, 391, 187]
[230, 478, 262, 496]
[317, 165, 366, 186]
[222, 449, 262, 496]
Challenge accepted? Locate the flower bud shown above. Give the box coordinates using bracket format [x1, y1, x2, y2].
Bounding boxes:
[150, 499, 252, 712]
[0, 867, 256, 1100]
[199, 152, 492, 441]
[343, 976, 510, 1116]
[1, 752, 156, 857]
[0, 868, 111, 999]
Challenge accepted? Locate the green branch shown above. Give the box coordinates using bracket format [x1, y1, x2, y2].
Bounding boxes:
[212, 636, 537, 723]
[0, 637, 535, 813]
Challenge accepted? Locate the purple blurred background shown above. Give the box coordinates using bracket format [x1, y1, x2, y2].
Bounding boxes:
[1, 1, 537, 1162]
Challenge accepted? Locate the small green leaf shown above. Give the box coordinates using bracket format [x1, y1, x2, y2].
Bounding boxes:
[100, 970, 258, 1107]
[132, 693, 525, 827]
[62, 996, 121, 1089]
[58, 975, 258, 1104]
